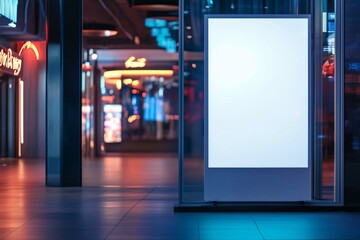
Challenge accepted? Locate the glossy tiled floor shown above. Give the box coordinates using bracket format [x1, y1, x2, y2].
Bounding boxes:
[1, 154, 360, 240]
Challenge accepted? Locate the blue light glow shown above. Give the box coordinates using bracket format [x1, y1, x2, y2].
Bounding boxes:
[145, 18, 167, 28]
[100, 76, 106, 95]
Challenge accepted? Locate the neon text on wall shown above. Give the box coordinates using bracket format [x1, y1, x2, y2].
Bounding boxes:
[125, 56, 146, 68]
[0, 47, 22, 76]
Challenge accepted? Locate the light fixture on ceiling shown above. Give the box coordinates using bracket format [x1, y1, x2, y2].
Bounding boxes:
[128, 0, 178, 11]
[98, 0, 135, 43]
[83, 23, 118, 37]
[134, 35, 141, 45]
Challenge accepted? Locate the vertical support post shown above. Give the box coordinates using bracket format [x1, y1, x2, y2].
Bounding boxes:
[335, 0, 344, 205]
[46, 0, 82, 186]
[178, 0, 184, 204]
[312, 0, 323, 200]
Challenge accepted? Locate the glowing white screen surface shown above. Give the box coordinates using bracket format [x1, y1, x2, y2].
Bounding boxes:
[208, 17, 309, 168]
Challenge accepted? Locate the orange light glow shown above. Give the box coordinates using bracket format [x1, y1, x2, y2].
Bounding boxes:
[128, 115, 140, 123]
[123, 78, 132, 85]
[166, 114, 179, 120]
[116, 80, 122, 90]
[104, 78, 121, 84]
[132, 80, 140, 86]
[82, 63, 92, 71]
[101, 95, 115, 103]
[142, 92, 146, 98]
[104, 70, 174, 78]
[18, 79, 22, 157]
[20, 80, 24, 144]
[131, 89, 139, 94]
[82, 98, 91, 105]
[19, 41, 39, 60]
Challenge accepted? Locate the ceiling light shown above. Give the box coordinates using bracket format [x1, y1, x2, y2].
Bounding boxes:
[134, 35, 141, 45]
[91, 52, 98, 61]
[146, 11, 178, 21]
[83, 23, 118, 37]
[128, 0, 178, 11]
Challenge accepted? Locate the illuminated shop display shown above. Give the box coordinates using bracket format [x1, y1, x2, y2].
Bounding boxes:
[103, 104, 122, 143]
[101, 65, 178, 145]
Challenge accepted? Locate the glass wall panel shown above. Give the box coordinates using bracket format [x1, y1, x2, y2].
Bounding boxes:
[315, 0, 335, 200]
[180, 0, 337, 203]
[344, 0, 360, 205]
[82, 50, 95, 157]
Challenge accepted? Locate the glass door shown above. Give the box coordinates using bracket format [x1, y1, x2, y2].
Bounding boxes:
[314, 0, 336, 200]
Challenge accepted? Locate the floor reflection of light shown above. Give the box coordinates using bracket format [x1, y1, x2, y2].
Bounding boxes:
[83, 154, 178, 188]
[18, 159, 25, 180]
[0, 159, 27, 220]
[103, 156, 123, 184]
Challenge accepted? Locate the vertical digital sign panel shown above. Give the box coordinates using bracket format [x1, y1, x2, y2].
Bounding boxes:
[104, 104, 122, 143]
[205, 15, 311, 202]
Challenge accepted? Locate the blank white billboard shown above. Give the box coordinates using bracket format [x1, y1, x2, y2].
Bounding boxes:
[207, 17, 309, 168]
[204, 16, 311, 202]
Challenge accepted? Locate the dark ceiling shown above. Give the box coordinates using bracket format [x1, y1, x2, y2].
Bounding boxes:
[83, 0, 178, 50]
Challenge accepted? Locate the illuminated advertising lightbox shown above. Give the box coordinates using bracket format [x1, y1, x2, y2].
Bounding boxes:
[103, 104, 122, 143]
[205, 15, 311, 201]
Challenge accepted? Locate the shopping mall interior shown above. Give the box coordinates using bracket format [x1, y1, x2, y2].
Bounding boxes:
[1, 0, 360, 239]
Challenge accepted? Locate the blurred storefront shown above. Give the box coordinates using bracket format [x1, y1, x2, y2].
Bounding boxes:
[0, 0, 46, 159]
[81, 51, 179, 155]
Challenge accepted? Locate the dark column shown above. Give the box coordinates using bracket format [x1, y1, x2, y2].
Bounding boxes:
[344, 0, 360, 206]
[46, 0, 82, 186]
